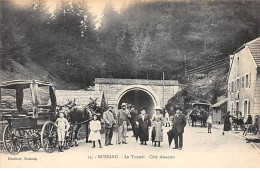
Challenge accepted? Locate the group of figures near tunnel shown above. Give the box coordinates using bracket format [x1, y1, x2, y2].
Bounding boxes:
[54, 98, 259, 153]
[102, 103, 187, 150]
[57, 102, 188, 152]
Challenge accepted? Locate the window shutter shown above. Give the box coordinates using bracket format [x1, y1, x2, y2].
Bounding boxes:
[242, 76, 244, 88]
[249, 73, 251, 88]
[246, 75, 249, 88]
[248, 101, 250, 114]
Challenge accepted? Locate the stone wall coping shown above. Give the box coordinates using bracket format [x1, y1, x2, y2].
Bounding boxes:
[95, 78, 178, 86]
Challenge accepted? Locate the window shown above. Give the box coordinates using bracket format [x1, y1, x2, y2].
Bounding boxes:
[237, 57, 239, 66]
[244, 101, 247, 117]
[248, 101, 251, 114]
[241, 76, 245, 88]
[231, 103, 234, 115]
[237, 78, 240, 90]
[246, 74, 249, 88]
[231, 81, 234, 92]
[236, 101, 239, 115]
[228, 83, 231, 92]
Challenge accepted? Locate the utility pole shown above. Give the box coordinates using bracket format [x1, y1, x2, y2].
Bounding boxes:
[162, 72, 165, 108]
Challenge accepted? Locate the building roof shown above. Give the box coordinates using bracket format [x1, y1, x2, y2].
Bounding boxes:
[227, 37, 260, 81]
[211, 98, 227, 108]
[246, 37, 260, 68]
[95, 78, 179, 86]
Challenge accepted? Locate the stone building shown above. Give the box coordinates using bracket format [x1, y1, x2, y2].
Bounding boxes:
[227, 37, 260, 120]
[94, 78, 179, 117]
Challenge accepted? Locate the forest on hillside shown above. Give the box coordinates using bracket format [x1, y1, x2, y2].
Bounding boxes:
[1, 0, 260, 87]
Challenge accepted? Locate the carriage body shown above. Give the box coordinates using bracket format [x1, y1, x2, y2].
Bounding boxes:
[0, 80, 58, 154]
[192, 102, 210, 112]
[189, 102, 210, 127]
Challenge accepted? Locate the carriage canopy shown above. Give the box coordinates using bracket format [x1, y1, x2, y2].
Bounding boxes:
[192, 102, 210, 111]
[0, 80, 57, 118]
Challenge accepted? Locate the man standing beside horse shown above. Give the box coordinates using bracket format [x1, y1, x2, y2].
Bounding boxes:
[103, 106, 117, 146]
[117, 103, 131, 144]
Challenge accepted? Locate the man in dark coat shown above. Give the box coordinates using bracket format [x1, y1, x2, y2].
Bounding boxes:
[137, 108, 150, 145]
[103, 106, 116, 146]
[173, 107, 186, 150]
[130, 105, 139, 137]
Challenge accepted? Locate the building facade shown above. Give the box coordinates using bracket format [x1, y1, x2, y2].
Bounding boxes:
[227, 37, 260, 120]
[94, 78, 179, 116]
[55, 78, 179, 117]
[211, 98, 227, 124]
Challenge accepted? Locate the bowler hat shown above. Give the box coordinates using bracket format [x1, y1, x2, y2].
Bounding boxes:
[175, 107, 183, 111]
[141, 106, 147, 111]
[108, 105, 113, 109]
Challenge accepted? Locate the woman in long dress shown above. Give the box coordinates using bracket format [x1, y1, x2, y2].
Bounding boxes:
[151, 106, 164, 147]
[222, 111, 231, 135]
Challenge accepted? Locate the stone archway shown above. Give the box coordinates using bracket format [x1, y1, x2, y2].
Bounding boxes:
[116, 85, 160, 117]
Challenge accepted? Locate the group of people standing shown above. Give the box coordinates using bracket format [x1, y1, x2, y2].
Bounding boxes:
[100, 103, 186, 150]
[222, 111, 253, 136]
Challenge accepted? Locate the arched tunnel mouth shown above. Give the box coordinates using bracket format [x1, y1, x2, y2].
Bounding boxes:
[118, 89, 155, 118]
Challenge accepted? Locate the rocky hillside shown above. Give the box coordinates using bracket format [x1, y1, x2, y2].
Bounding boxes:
[166, 66, 229, 112]
[0, 60, 80, 90]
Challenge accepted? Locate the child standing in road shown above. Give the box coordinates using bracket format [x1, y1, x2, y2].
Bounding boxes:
[207, 114, 213, 133]
[55, 112, 70, 152]
[89, 114, 102, 148]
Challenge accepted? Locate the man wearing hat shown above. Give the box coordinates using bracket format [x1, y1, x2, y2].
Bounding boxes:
[116, 103, 131, 144]
[103, 105, 117, 146]
[173, 107, 186, 150]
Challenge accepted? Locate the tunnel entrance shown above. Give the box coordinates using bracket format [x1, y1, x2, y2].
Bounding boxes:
[118, 89, 155, 118]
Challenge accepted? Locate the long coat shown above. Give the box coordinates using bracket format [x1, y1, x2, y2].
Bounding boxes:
[103, 110, 116, 128]
[130, 109, 139, 125]
[137, 114, 150, 142]
[151, 114, 164, 142]
[223, 114, 231, 131]
[173, 114, 186, 134]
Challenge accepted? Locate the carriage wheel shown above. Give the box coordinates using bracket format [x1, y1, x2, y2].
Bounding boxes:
[28, 130, 41, 152]
[3, 124, 22, 155]
[41, 121, 57, 153]
[64, 137, 71, 150]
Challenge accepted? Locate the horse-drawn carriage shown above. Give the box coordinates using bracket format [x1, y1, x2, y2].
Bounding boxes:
[189, 102, 210, 127]
[0, 80, 61, 154]
[0, 80, 104, 155]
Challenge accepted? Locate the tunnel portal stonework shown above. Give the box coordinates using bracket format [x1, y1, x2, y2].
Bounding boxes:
[94, 78, 180, 110]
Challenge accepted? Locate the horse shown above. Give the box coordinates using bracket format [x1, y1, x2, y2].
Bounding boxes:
[190, 113, 197, 127]
[190, 109, 208, 127]
[190, 108, 199, 127]
[65, 98, 101, 146]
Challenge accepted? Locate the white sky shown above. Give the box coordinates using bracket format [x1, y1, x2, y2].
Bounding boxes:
[9, 0, 145, 27]
[9, 0, 195, 27]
